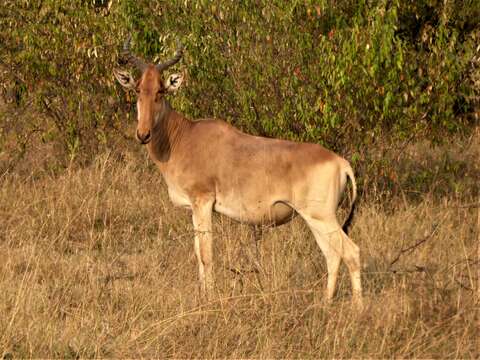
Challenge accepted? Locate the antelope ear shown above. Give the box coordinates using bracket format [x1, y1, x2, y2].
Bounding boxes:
[164, 73, 184, 93]
[113, 68, 137, 90]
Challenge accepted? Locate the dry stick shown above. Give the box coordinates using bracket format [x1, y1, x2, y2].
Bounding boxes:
[454, 202, 480, 209]
[249, 225, 265, 291]
[389, 222, 441, 269]
[453, 277, 474, 291]
[478, 203, 480, 299]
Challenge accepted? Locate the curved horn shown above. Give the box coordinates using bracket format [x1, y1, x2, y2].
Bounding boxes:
[121, 34, 147, 71]
[156, 39, 184, 71]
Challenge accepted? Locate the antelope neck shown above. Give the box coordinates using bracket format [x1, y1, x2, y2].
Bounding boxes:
[147, 98, 192, 162]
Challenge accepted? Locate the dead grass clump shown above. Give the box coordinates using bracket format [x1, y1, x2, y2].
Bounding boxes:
[0, 150, 478, 358]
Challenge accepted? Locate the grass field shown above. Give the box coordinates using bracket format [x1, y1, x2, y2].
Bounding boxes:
[0, 139, 478, 358]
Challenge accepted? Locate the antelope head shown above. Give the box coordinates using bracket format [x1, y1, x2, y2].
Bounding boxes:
[114, 35, 184, 144]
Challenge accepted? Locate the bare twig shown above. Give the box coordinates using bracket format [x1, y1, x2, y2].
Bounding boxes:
[41, 97, 65, 132]
[226, 267, 260, 276]
[454, 278, 474, 291]
[454, 203, 480, 209]
[439, 258, 479, 275]
[389, 222, 441, 268]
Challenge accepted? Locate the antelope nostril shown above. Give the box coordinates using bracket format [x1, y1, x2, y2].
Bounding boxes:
[136, 130, 151, 144]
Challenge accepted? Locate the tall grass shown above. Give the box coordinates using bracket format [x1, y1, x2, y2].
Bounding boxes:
[0, 141, 478, 358]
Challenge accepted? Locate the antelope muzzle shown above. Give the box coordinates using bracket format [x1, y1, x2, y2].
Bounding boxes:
[136, 129, 151, 145]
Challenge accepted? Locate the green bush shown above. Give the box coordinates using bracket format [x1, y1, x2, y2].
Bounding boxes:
[0, 0, 478, 168]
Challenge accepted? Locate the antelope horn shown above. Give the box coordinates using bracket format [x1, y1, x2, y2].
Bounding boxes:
[156, 38, 184, 71]
[121, 34, 147, 71]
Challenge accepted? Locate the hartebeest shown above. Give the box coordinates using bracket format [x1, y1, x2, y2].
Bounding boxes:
[114, 36, 362, 305]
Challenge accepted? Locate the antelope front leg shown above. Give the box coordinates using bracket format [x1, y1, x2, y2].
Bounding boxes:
[192, 197, 214, 299]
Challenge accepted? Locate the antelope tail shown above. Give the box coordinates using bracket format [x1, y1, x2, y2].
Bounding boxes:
[342, 166, 357, 235]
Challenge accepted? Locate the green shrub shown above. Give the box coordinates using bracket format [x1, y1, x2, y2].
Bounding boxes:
[0, 0, 478, 169]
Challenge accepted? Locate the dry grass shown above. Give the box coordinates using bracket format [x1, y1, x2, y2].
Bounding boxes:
[0, 147, 478, 358]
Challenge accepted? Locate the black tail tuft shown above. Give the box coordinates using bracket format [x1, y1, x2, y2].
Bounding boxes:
[342, 202, 356, 235]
